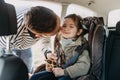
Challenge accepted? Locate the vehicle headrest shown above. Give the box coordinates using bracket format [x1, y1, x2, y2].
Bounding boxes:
[83, 17, 104, 30]
[83, 17, 104, 46]
[0, 0, 4, 3]
[0, 1, 17, 36]
[116, 21, 120, 33]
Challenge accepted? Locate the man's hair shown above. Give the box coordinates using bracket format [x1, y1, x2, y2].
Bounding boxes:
[24, 6, 57, 33]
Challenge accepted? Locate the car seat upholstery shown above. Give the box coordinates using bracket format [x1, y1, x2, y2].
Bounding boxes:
[104, 21, 120, 80]
[76, 17, 105, 80]
[91, 24, 105, 80]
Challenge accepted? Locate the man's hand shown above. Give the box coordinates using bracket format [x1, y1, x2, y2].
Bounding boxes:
[47, 53, 57, 62]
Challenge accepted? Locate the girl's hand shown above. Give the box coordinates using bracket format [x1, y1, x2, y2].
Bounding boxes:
[28, 73, 32, 79]
[52, 67, 64, 77]
[45, 63, 53, 72]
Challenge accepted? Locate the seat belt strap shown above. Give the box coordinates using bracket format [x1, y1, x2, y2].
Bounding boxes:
[63, 43, 88, 68]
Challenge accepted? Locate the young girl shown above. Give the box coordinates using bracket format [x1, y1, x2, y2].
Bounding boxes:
[30, 14, 91, 80]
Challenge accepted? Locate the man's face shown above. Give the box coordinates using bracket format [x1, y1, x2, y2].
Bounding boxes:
[27, 17, 60, 38]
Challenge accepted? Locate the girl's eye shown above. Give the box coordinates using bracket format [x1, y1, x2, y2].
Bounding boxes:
[69, 26, 74, 28]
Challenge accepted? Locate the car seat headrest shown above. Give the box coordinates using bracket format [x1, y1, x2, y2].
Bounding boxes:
[83, 17, 104, 46]
[0, 1, 17, 36]
[0, 0, 4, 3]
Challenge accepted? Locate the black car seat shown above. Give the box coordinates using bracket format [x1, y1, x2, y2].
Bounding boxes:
[0, 0, 28, 80]
[91, 24, 105, 80]
[104, 21, 120, 80]
[78, 17, 105, 80]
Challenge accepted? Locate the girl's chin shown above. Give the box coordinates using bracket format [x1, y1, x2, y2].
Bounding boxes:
[62, 35, 71, 39]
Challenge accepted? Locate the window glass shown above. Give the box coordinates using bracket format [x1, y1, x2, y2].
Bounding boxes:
[5, 0, 62, 17]
[108, 9, 120, 27]
[66, 4, 97, 18]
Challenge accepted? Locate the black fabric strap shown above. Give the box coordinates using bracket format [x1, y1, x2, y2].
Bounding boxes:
[44, 50, 52, 59]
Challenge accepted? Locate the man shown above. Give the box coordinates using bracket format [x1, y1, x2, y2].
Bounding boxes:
[0, 6, 60, 73]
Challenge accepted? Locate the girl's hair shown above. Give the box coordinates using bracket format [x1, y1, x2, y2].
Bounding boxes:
[24, 6, 57, 33]
[64, 14, 88, 35]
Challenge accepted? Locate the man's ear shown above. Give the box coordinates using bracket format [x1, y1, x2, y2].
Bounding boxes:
[77, 29, 83, 36]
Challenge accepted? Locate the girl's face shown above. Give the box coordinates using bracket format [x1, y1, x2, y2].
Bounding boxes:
[61, 18, 82, 39]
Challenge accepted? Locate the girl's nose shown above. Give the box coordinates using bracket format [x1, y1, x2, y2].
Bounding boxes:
[64, 26, 69, 31]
